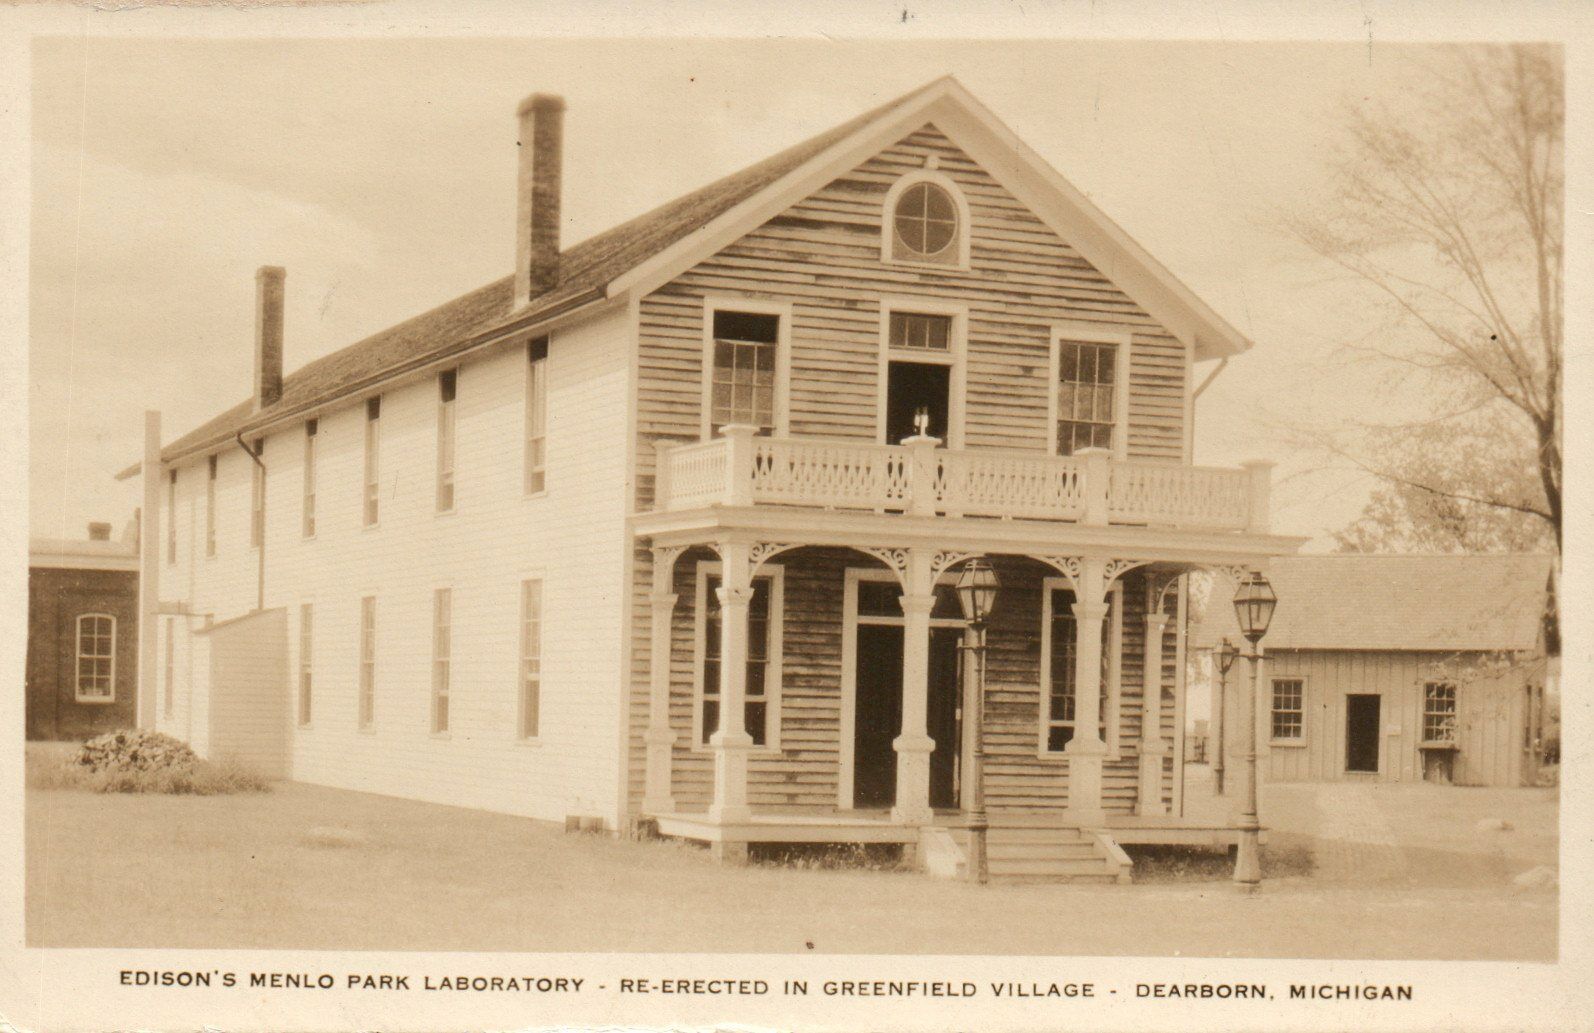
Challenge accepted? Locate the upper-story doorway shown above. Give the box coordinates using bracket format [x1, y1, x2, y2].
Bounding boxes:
[879, 307, 963, 446]
[885, 361, 950, 444]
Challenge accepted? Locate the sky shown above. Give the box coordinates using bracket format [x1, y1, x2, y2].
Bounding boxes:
[28, 35, 1453, 546]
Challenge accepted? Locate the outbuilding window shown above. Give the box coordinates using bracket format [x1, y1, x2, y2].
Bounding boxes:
[74, 614, 116, 702]
[1271, 678, 1304, 741]
[1422, 681, 1457, 744]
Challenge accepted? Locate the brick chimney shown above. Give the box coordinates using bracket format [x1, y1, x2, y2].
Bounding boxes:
[254, 265, 286, 410]
[514, 93, 565, 308]
[87, 521, 111, 541]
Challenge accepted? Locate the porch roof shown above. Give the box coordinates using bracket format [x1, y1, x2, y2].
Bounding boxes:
[1191, 553, 1554, 653]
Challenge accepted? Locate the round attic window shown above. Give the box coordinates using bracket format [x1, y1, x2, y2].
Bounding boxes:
[892, 181, 958, 259]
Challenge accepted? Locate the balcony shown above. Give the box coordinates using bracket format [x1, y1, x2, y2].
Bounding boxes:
[654, 426, 1273, 534]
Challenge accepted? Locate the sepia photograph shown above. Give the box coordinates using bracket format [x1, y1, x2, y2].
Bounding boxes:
[5, 4, 1584, 1030]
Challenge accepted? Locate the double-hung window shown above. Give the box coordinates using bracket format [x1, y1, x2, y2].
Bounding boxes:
[1041, 583, 1117, 752]
[519, 579, 542, 739]
[75, 614, 116, 703]
[1271, 678, 1304, 741]
[698, 565, 781, 747]
[358, 596, 376, 728]
[437, 371, 457, 512]
[525, 338, 547, 494]
[205, 455, 217, 556]
[363, 398, 381, 526]
[298, 603, 313, 726]
[166, 469, 177, 564]
[1422, 681, 1457, 745]
[249, 438, 265, 549]
[1055, 338, 1120, 456]
[431, 589, 451, 733]
[708, 310, 779, 435]
[302, 419, 317, 538]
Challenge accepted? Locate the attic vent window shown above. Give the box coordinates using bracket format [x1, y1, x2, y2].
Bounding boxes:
[884, 173, 967, 269]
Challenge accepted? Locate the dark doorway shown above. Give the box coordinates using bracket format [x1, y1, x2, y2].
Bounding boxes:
[885, 361, 951, 444]
[1345, 694, 1382, 773]
[927, 627, 962, 809]
[853, 625, 903, 809]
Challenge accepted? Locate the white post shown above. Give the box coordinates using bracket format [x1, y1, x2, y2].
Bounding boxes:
[708, 541, 754, 824]
[1079, 447, 1111, 526]
[1242, 459, 1274, 534]
[1138, 607, 1170, 817]
[137, 411, 161, 730]
[722, 425, 758, 507]
[902, 432, 942, 518]
[642, 549, 680, 815]
[1065, 556, 1109, 828]
[892, 547, 937, 825]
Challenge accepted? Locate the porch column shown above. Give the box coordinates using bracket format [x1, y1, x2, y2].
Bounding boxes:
[893, 547, 937, 825]
[641, 548, 680, 815]
[1065, 557, 1109, 828]
[708, 541, 755, 824]
[1138, 606, 1170, 817]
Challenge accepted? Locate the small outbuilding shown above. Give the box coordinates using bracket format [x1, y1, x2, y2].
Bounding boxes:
[1194, 554, 1554, 788]
[27, 522, 140, 741]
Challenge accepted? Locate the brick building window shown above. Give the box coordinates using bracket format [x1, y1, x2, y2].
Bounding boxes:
[74, 614, 116, 703]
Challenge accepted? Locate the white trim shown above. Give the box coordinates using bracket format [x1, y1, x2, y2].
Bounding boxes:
[838, 566, 965, 809]
[296, 599, 314, 729]
[607, 80, 1251, 360]
[301, 418, 318, 540]
[518, 575, 545, 742]
[698, 295, 793, 441]
[429, 585, 453, 735]
[691, 559, 784, 752]
[880, 167, 973, 271]
[356, 594, 377, 731]
[876, 296, 969, 450]
[362, 396, 381, 528]
[1037, 577, 1123, 758]
[435, 369, 458, 514]
[1047, 322, 1132, 461]
[1269, 673, 1308, 746]
[73, 612, 117, 704]
[524, 337, 549, 497]
[1171, 579, 1189, 815]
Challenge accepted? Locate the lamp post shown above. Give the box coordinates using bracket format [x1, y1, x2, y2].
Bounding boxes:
[1213, 637, 1239, 796]
[1231, 571, 1277, 894]
[955, 558, 1000, 885]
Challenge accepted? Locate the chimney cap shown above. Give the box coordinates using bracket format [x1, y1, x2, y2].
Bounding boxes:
[257, 264, 286, 280]
[518, 92, 566, 117]
[87, 521, 112, 541]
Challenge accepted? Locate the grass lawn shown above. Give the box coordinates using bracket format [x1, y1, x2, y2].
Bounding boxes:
[26, 753, 1557, 959]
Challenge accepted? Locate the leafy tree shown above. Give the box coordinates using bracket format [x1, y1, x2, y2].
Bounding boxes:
[1290, 44, 1562, 554]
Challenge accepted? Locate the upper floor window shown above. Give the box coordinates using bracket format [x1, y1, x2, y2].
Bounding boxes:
[519, 578, 543, 739]
[1422, 681, 1457, 745]
[166, 469, 177, 564]
[249, 438, 265, 549]
[1271, 678, 1304, 741]
[363, 397, 381, 526]
[205, 455, 217, 557]
[437, 370, 457, 512]
[708, 309, 780, 436]
[1055, 337, 1122, 456]
[883, 172, 969, 269]
[298, 602, 313, 727]
[75, 613, 116, 702]
[302, 419, 317, 538]
[525, 338, 547, 495]
[431, 588, 452, 734]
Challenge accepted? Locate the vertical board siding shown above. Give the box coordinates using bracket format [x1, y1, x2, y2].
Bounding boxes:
[627, 125, 1191, 817]
[1235, 649, 1536, 788]
[161, 303, 633, 825]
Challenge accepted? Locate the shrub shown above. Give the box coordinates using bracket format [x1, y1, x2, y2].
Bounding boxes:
[30, 729, 272, 795]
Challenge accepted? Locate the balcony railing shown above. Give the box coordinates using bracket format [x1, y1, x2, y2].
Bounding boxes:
[655, 426, 1274, 533]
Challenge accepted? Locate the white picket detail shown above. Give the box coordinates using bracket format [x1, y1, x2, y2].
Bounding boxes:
[657, 437, 1260, 532]
[749, 438, 909, 510]
[1107, 461, 1251, 530]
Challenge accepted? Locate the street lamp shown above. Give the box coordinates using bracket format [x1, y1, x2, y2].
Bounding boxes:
[1231, 571, 1276, 894]
[955, 558, 1000, 885]
[1212, 637, 1239, 796]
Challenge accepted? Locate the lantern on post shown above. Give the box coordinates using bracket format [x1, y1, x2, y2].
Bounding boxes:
[1230, 570, 1276, 894]
[955, 558, 1000, 884]
[1212, 636, 1239, 796]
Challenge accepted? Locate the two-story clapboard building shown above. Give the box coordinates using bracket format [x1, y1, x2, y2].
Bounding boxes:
[130, 78, 1302, 881]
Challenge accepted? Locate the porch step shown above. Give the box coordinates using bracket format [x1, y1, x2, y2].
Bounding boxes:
[939, 824, 1134, 885]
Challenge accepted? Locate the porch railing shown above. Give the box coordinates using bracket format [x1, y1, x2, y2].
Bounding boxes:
[654, 426, 1272, 533]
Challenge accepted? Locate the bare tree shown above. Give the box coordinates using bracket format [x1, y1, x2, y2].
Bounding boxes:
[1289, 44, 1562, 554]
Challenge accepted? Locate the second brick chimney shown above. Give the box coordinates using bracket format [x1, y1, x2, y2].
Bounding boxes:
[514, 93, 565, 308]
[254, 265, 286, 410]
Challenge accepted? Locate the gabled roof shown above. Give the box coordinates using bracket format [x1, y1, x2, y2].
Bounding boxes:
[1192, 554, 1554, 654]
[147, 75, 1252, 469]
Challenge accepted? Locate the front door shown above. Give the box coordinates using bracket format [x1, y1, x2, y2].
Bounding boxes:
[853, 624, 903, 808]
[1345, 694, 1382, 773]
[885, 361, 951, 444]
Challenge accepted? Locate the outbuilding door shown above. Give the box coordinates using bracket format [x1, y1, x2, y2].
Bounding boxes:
[1345, 694, 1381, 774]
